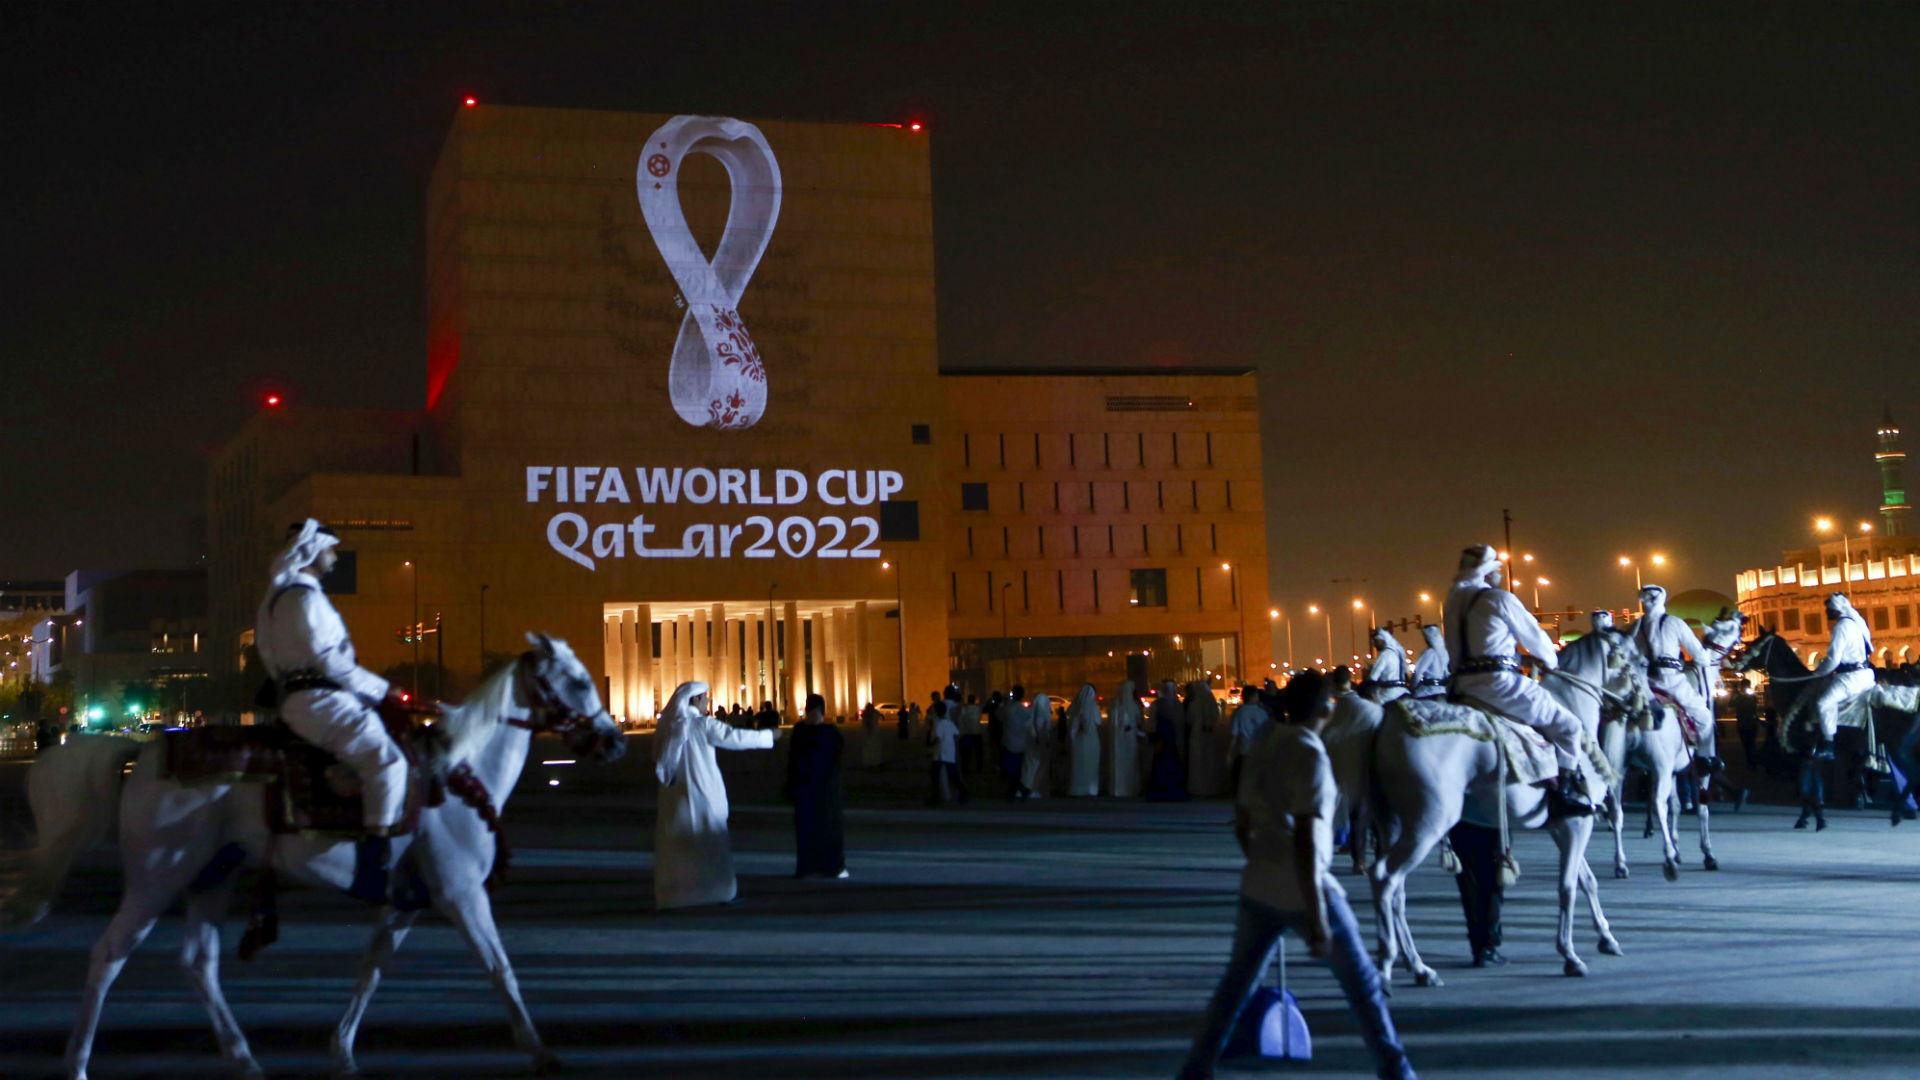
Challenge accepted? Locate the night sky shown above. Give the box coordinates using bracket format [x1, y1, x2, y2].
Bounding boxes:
[9, 3, 1918, 638]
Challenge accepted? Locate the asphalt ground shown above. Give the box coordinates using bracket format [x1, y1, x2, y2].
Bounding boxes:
[2, 727, 1917, 1080]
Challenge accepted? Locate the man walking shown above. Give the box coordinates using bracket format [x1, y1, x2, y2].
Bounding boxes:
[1176, 670, 1416, 1080]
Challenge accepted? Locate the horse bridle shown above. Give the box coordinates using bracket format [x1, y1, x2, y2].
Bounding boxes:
[504, 653, 609, 737]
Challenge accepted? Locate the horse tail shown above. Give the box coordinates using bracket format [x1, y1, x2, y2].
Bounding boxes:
[1, 734, 142, 928]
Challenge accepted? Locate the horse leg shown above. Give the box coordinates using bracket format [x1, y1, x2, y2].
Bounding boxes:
[1375, 825, 1443, 988]
[1368, 860, 1400, 986]
[1609, 778, 1630, 879]
[65, 890, 171, 1080]
[440, 886, 555, 1072]
[1652, 769, 1680, 880]
[1576, 851, 1622, 956]
[333, 906, 420, 1076]
[181, 878, 261, 1078]
[1553, 820, 1590, 976]
[1697, 773, 1719, 871]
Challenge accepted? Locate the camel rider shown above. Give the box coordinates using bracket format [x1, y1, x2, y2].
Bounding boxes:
[1361, 626, 1410, 703]
[1411, 624, 1450, 700]
[1634, 585, 1723, 771]
[256, 519, 409, 903]
[1445, 544, 1595, 816]
[1798, 592, 1877, 760]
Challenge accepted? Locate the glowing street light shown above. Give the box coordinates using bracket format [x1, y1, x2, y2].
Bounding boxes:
[1813, 518, 1871, 597]
[1270, 608, 1292, 672]
[1308, 604, 1332, 666]
[1533, 576, 1551, 611]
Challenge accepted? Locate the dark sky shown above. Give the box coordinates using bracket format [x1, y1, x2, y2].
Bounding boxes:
[9, 2, 1918, 640]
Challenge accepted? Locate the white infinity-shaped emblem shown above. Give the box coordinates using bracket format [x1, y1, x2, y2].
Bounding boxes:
[637, 115, 782, 430]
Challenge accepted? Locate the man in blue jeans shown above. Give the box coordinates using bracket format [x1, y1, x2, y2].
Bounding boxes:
[1177, 670, 1416, 1080]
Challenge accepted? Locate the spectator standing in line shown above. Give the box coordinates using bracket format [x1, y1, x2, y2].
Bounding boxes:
[957, 693, 984, 774]
[999, 685, 1031, 799]
[786, 693, 848, 879]
[928, 694, 967, 806]
[1175, 669, 1415, 1080]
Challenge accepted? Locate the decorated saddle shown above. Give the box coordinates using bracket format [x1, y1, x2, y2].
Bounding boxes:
[1387, 698, 1559, 788]
[159, 701, 446, 836]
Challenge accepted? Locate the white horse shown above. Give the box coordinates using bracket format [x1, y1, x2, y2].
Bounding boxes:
[1608, 614, 1741, 879]
[2, 633, 626, 1080]
[1367, 631, 1640, 985]
[1323, 690, 1385, 876]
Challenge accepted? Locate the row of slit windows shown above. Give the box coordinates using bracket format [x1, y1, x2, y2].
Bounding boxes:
[961, 431, 1223, 470]
[959, 478, 1235, 514]
[1769, 604, 1915, 635]
[950, 567, 1232, 614]
[959, 522, 1220, 558]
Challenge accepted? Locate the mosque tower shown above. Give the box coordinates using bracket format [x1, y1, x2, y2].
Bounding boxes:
[1879, 404, 1911, 536]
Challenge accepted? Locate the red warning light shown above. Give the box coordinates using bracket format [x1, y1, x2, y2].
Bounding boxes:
[264, 393, 282, 408]
[908, 122, 924, 132]
[463, 97, 478, 107]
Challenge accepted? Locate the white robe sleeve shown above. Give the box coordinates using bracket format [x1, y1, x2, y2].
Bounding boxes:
[1669, 617, 1713, 666]
[1497, 590, 1559, 669]
[285, 589, 390, 702]
[697, 712, 775, 752]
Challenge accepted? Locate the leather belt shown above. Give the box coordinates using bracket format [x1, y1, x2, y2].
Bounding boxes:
[1648, 657, 1686, 672]
[1833, 661, 1872, 673]
[1367, 679, 1407, 689]
[1416, 678, 1448, 688]
[281, 674, 343, 693]
[1456, 657, 1522, 676]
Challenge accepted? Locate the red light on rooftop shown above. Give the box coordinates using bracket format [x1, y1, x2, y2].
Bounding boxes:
[908, 121, 923, 132]
[464, 97, 477, 107]
[263, 393, 282, 408]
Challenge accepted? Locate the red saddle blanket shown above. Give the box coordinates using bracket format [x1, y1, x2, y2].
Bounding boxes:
[159, 704, 443, 836]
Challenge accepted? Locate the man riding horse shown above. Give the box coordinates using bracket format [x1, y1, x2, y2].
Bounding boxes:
[1634, 585, 1724, 774]
[1361, 626, 1411, 703]
[1794, 592, 1878, 761]
[1410, 623, 1449, 700]
[256, 519, 411, 902]
[1446, 544, 1596, 816]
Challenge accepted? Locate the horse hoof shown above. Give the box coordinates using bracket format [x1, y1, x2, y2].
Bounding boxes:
[1703, 856, 1719, 872]
[1614, 866, 1629, 880]
[1599, 938, 1623, 956]
[1414, 970, 1443, 988]
[1564, 959, 1589, 977]
[1641, 827, 1653, 838]
[1662, 862, 1679, 882]
[531, 1050, 566, 1075]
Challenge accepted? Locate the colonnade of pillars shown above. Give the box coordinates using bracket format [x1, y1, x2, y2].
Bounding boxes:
[604, 600, 888, 721]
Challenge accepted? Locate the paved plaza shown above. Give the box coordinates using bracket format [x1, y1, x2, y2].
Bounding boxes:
[3, 736, 1918, 1079]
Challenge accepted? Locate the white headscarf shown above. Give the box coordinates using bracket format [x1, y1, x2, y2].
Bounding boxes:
[270, 518, 339, 589]
[654, 680, 710, 785]
[1028, 692, 1052, 742]
[1111, 679, 1142, 733]
[1184, 680, 1221, 732]
[1069, 684, 1100, 733]
[1456, 543, 1501, 586]
[1421, 623, 1445, 649]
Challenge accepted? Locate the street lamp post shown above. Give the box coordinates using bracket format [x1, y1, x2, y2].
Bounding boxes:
[1533, 576, 1550, 611]
[1814, 518, 1873, 598]
[1223, 562, 1245, 681]
[1271, 608, 1292, 671]
[1308, 605, 1332, 669]
[403, 560, 419, 699]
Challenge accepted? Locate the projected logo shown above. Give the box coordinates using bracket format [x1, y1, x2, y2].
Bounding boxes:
[638, 115, 782, 431]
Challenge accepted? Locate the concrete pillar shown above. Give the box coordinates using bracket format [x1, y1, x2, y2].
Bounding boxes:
[853, 600, 872, 708]
[676, 613, 694, 695]
[604, 615, 624, 720]
[692, 609, 711, 702]
[711, 603, 729, 708]
[783, 601, 802, 718]
[632, 603, 653, 719]
[744, 611, 763, 706]
[833, 607, 852, 715]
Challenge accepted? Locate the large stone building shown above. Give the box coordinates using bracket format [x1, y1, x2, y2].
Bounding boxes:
[1736, 408, 1919, 667]
[208, 105, 1270, 720]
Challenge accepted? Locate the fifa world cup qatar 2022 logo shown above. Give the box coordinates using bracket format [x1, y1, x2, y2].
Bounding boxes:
[637, 115, 782, 431]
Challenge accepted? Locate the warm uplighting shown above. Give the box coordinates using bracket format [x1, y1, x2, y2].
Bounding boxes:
[1537, 577, 1551, 586]
[1860, 522, 1874, 533]
[1522, 553, 1535, 563]
[1618, 556, 1631, 566]
[1269, 609, 1280, 619]
[1815, 517, 1834, 532]
[403, 560, 412, 568]
[1351, 598, 1364, 610]
[880, 561, 891, 569]
[1419, 592, 1431, 602]
[1651, 554, 1667, 566]
[1221, 562, 1232, 571]
[1308, 604, 1319, 615]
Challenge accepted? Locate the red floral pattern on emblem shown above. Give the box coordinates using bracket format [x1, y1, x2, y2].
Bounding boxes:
[707, 390, 752, 429]
[709, 306, 766, 383]
[646, 154, 671, 178]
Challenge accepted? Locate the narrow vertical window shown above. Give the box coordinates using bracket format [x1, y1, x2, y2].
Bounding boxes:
[1038, 526, 1046, 555]
[1093, 569, 1101, 611]
[967, 527, 974, 557]
[1033, 432, 1041, 467]
[1177, 523, 1184, 553]
[1107, 524, 1115, 553]
[951, 572, 959, 611]
[987, 571, 995, 611]
[1141, 524, 1150, 554]
[1002, 526, 1010, 555]
[1018, 483, 1025, 511]
[1211, 523, 1218, 551]
[1172, 432, 1180, 467]
[963, 433, 971, 469]
[1123, 482, 1131, 510]
[1225, 480, 1232, 510]
[1196, 567, 1204, 609]
[1191, 479, 1199, 510]
[1104, 433, 1112, 466]
[1022, 570, 1030, 611]
[1137, 432, 1146, 468]
[1157, 480, 1165, 510]
[1054, 481, 1061, 511]
[1088, 481, 1096, 510]
[1069, 433, 1076, 467]
[998, 433, 1006, 468]
[1073, 526, 1081, 556]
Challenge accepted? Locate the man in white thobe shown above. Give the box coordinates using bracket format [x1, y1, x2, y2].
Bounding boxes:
[1410, 624, 1449, 700]
[1446, 544, 1595, 816]
[1226, 686, 1272, 795]
[999, 685, 1034, 799]
[1796, 592, 1878, 759]
[255, 519, 408, 902]
[1634, 585, 1722, 769]
[1361, 627, 1410, 704]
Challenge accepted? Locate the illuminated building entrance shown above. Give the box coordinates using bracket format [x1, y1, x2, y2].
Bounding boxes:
[604, 598, 901, 722]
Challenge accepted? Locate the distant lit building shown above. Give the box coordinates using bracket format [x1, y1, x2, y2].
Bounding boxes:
[207, 106, 1272, 720]
[1736, 408, 1920, 667]
[26, 570, 211, 721]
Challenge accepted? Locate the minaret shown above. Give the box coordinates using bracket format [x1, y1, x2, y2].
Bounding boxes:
[1879, 404, 1911, 536]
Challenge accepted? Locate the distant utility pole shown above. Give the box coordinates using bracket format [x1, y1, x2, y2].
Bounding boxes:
[1502, 509, 1517, 593]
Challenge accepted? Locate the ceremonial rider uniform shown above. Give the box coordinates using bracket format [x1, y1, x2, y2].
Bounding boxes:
[1800, 592, 1877, 751]
[1361, 627, 1410, 704]
[1410, 624, 1450, 701]
[256, 520, 406, 901]
[1445, 544, 1593, 814]
[1634, 585, 1721, 766]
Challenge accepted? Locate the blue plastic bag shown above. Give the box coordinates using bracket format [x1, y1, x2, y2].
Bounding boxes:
[1224, 938, 1313, 1060]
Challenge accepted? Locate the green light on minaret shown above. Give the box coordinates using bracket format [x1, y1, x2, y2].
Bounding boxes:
[1878, 403, 1910, 537]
